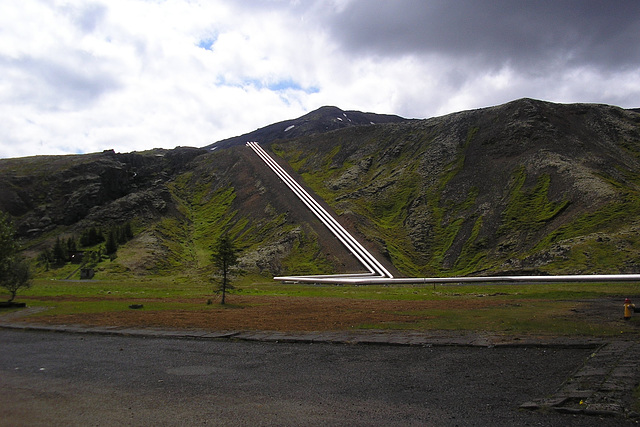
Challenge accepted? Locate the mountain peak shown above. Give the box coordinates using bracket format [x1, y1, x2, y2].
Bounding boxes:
[204, 106, 407, 150]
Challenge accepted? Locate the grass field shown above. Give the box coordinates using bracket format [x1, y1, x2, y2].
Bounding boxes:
[3, 277, 640, 337]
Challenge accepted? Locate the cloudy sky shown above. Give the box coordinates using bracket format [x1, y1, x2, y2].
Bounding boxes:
[1, 0, 639, 158]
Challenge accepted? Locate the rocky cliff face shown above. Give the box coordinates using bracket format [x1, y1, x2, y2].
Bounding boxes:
[0, 147, 205, 236]
[2, 100, 640, 279]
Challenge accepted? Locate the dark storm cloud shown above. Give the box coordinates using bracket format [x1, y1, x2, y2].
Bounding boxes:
[327, 0, 640, 72]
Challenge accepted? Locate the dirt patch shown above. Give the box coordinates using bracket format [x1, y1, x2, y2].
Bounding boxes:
[7, 295, 639, 335]
[12, 295, 510, 332]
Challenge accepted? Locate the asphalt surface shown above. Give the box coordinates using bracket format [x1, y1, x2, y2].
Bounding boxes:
[1, 326, 639, 426]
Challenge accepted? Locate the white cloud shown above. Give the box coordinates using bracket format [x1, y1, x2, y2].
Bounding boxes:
[0, 0, 638, 158]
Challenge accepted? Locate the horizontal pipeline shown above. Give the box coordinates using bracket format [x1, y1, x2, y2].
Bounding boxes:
[274, 274, 640, 285]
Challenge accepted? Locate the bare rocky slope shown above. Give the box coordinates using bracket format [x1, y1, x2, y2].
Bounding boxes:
[1, 99, 639, 280]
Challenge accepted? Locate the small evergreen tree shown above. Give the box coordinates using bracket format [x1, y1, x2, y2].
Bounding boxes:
[37, 248, 53, 271]
[211, 234, 242, 305]
[52, 237, 67, 266]
[105, 230, 118, 255]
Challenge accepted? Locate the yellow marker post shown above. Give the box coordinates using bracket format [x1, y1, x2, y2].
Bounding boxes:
[624, 298, 635, 320]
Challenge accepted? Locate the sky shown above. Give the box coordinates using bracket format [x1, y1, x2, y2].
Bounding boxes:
[1, 0, 639, 159]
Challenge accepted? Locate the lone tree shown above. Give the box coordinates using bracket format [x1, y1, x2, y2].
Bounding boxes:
[2, 258, 32, 302]
[211, 234, 241, 305]
[0, 212, 32, 302]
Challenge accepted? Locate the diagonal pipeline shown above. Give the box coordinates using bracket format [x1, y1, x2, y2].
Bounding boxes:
[247, 141, 393, 279]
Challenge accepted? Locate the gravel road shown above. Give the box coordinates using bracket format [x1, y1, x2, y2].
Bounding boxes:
[0, 329, 633, 426]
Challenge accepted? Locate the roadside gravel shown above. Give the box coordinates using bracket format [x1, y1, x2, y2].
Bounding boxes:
[2, 328, 638, 426]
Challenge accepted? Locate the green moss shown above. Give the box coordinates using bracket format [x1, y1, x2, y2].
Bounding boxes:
[419, 128, 481, 275]
[152, 217, 196, 273]
[542, 230, 640, 273]
[384, 239, 422, 277]
[363, 174, 420, 229]
[454, 216, 488, 274]
[324, 144, 342, 168]
[170, 166, 337, 276]
[541, 197, 640, 248]
[501, 167, 569, 234]
[192, 187, 237, 241]
[272, 144, 313, 173]
[440, 128, 477, 189]
[163, 172, 241, 276]
[280, 229, 334, 275]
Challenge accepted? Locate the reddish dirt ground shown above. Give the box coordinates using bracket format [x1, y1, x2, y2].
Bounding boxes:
[11, 294, 518, 332]
[8, 294, 638, 335]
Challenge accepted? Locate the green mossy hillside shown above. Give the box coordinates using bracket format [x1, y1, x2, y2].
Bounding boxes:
[272, 100, 640, 276]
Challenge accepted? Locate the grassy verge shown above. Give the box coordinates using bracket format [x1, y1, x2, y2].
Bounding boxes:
[3, 278, 640, 337]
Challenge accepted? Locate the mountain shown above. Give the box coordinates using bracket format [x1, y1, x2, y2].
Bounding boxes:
[268, 99, 640, 276]
[204, 106, 408, 150]
[2, 99, 640, 280]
